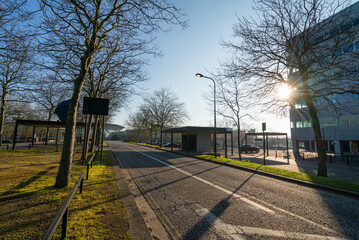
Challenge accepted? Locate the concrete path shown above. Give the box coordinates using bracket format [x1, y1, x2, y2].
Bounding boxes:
[224, 151, 359, 184]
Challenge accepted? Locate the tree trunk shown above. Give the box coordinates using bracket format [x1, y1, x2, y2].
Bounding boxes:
[305, 96, 327, 177]
[55, 52, 93, 188]
[45, 127, 49, 145]
[0, 92, 7, 148]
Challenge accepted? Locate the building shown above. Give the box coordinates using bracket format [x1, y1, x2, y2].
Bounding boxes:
[289, 2, 359, 156]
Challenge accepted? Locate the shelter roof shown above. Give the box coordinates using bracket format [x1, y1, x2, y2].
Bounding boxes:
[162, 126, 232, 134]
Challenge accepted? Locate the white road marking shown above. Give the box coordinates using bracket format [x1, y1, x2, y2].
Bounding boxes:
[126, 144, 274, 213]
[123, 144, 339, 234]
[196, 208, 345, 240]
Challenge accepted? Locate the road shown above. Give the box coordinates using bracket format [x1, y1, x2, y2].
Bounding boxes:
[110, 141, 359, 240]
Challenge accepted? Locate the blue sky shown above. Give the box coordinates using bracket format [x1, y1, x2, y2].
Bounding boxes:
[113, 0, 291, 133]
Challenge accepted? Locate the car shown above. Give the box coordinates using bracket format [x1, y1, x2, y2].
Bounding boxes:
[163, 142, 180, 148]
[240, 145, 260, 153]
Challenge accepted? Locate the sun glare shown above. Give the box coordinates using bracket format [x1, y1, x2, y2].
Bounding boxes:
[277, 84, 293, 100]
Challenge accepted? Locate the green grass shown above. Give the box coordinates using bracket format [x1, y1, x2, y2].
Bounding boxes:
[131, 142, 161, 148]
[0, 145, 131, 240]
[194, 154, 359, 193]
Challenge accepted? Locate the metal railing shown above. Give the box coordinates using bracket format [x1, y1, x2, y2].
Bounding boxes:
[86, 146, 100, 180]
[42, 173, 84, 240]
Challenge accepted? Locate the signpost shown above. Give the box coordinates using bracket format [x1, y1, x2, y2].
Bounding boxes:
[262, 122, 266, 165]
[83, 97, 109, 164]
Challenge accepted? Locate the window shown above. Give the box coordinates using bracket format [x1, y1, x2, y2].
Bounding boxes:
[350, 115, 359, 124]
[321, 118, 332, 127]
[296, 121, 303, 128]
[339, 116, 349, 125]
[291, 122, 295, 128]
[303, 121, 312, 127]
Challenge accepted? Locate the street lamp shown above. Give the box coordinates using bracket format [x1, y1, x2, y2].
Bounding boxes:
[195, 73, 217, 158]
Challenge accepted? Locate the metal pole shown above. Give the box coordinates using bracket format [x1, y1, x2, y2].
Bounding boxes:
[263, 131, 266, 165]
[231, 131, 234, 155]
[186, 128, 190, 154]
[214, 81, 217, 158]
[101, 116, 104, 165]
[266, 134, 269, 156]
[286, 134, 289, 164]
[225, 132, 227, 158]
[171, 131, 173, 151]
[82, 114, 88, 163]
[12, 120, 19, 150]
[32, 127, 35, 147]
[61, 208, 68, 239]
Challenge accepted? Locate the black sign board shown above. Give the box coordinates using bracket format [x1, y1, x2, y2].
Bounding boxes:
[262, 122, 266, 131]
[83, 97, 109, 115]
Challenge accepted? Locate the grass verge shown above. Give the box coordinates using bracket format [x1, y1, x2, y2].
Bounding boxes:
[194, 154, 359, 193]
[130, 142, 359, 193]
[0, 145, 131, 240]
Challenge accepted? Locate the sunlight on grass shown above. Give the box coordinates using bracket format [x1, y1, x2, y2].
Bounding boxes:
[0, 147, 131, 239]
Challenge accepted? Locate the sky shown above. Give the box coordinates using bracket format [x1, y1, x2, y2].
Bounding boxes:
[112, 0, 291, 134]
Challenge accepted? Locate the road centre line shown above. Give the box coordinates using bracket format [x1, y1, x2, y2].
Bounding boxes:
[124, 144, 339, 234]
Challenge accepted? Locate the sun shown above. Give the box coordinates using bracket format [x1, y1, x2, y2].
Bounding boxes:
[277, 84, 293, 100]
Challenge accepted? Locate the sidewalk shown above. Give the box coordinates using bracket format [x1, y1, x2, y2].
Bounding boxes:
[225, 151, 359, 184]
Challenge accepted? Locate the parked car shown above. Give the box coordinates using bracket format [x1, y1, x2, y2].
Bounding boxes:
[163, 142, 180, 148]
[240, 145, 260, 153]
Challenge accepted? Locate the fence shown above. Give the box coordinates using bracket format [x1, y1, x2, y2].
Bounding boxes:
[86, 146, 100, 180]
[43, 146, 101, 239]
[42, 173, 84, 240]
[297, 151, 359, 166]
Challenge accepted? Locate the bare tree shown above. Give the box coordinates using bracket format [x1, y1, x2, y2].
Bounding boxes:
[212, 74, 253, 160]
[140, 88, 189, 146]
[37, 0, 186, 187]
[81, 44, 147, 159]
[222, 0, 359, 177]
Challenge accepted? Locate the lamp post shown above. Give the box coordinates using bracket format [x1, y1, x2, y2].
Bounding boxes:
[195, 73, 217, 158]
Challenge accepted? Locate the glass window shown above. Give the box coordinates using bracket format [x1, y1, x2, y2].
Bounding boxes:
[303, 121, 312, 127]
[321, 118, 332, 127]
[291, 122, 295, 128]
[350, 115, 359, 124]
[296, 121, 303, 128]
[339, 116, 349, 125]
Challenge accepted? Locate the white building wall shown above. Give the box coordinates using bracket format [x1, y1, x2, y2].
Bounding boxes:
[195, 131, 211, 153]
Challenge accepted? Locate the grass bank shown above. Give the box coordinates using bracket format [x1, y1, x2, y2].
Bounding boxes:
[0, 145, 131, 239]
[194, 154, 359, 193]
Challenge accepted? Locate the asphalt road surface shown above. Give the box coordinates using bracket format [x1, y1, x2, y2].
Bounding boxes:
[110, 141, 359, 240]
